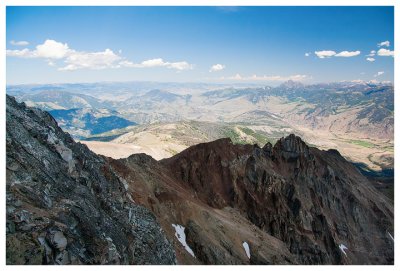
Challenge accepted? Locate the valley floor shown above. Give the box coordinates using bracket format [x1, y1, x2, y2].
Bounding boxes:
[81, 122, 393, 172]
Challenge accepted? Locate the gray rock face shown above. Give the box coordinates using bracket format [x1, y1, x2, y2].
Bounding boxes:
[6, 95, 176, 265]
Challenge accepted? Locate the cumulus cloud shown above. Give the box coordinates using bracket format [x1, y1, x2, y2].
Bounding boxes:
[374, 71, 384, 77]
[377, 48, 394, 57]
[220, 74, 309, 82]
[35, 40, 71, 59]
[335, 50, 360, 57]
[59, 49, 122, 71]
[209, 64, 225, 72]
[7, 40, 72, 59]
[315, 50, 337, 58]
[378, 41, 390, 47]
[6, 39, 194, 71]
[6, 39, 72, 59]
[366, 57, 375, 62]
[10, 40, 29, 46]
[305, 52, 310, 57]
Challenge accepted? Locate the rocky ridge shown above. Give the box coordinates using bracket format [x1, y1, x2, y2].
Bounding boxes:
[6, 95, 394, 265]
[160, 135, 394, 264]
[6, 95, 176, 264]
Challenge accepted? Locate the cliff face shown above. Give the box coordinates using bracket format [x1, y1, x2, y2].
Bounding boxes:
[6, 95, 176, 265]
[161, 135, 394, 264]
[6, 95, 394, 265]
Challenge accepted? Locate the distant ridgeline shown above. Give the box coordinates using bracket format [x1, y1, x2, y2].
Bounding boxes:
[7, 80, 394, 172]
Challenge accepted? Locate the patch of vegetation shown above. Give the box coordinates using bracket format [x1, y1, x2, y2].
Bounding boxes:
[166, 148, 178, 156]
[222, 128, 248, 145]
[88, 125, 137, 137]
[239, 127, 270, 146]
[383, 146, 394, 152]
[348, 139, 375, 148]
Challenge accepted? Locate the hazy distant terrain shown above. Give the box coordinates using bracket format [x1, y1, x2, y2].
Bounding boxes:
[7, 80, 394, 172]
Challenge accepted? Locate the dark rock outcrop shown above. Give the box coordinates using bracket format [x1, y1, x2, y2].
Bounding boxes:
[162, 135, 394, 264]
[6, 95, 176, 265]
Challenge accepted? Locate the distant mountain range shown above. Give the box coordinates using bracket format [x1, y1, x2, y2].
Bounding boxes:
[7, 80, 394, 172]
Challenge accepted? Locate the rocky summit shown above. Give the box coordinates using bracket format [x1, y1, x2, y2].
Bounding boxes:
[160, 135, 394, 264]
[6, 94, 394, 265]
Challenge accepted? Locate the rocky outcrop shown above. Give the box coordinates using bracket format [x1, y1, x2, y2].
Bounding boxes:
[6, 95, 176, 265]
[161, 135, 394, 264]
[111, 149, 296, 265]
[6, 94, 394, 265]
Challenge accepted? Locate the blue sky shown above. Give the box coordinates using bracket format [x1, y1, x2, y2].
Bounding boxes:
[6, 6, 394, 85]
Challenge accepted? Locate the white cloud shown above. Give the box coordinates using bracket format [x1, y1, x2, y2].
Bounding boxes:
[120, 58, 193, 71]
[167, 61, 193, 71]
[378, 41, 390, 47]
[335, 50, 360, 57]
[7, 39, 194, 71]
[315, 49, 361, 58]
[6, 39, 71, 59]
[6, 48, 32, 58]
[315, 50, 337, 58]
[374, 71, 384, 77]
[366, 50, 376, 57]
[209, 64, 225, 72]
[35, 40, 71, 59]
[141, 58, 167, 67]
[377, 48, 394, 57]
[305, 52, 310, 57]
[221, 74, 309, 82]
[59, 49, 122, 71]
[366, 57, 375, 62]
[10, 40, 29, 46]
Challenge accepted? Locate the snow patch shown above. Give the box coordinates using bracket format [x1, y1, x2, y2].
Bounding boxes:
[242, 241, 251, 259]
[339, 244, 348, 256]
[172, 224, 195, 258]
[388, 232, 394, 242]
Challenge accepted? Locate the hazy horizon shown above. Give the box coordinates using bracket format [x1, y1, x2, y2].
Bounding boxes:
[5, 78, 394, 88]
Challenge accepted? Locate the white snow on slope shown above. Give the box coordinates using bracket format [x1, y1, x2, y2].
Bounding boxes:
[242, 242, 251, 259]
[339, 244, 348, 256]
[172, 224, 195, 257]
[388, 232, 394, 242]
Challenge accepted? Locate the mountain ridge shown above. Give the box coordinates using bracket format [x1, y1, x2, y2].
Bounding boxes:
[6, 95, 176, 264]
[8, 81, 393, 173]
[6, 95, 394, 265]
